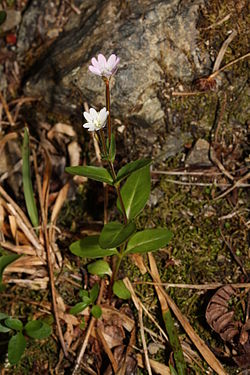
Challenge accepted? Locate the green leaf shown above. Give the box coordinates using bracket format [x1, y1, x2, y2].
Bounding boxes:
[99, 221, 136, 249]
[116, 159, 151, 183]
[0, 323, 11, 333]
[117, 166, 151, 220]
[69, 300, 91, 315]
[65, 166, 114, 185]
[22, 128, 39, 228]
[8, 332, 26, 365]
[0, 312, 9, 320]
[169, 364, 178, 375]
[0, 254, 20, 285]
[108, 133, 116, 162]
[91, 305, 102, 319]
[0, 11, 7, 26]
[5, 318, 23, 331]
[125, 228, 173, 254]
[24, 320, 52, 339]
[89, 283, 99, 303]
[79, 290, 89, 299]
[70, 236, 118, 258]
[79, 318, 85, 330]
[113, 280, 131, 300]
[163, 311, 187, 375]
[87, 260, 112, 277]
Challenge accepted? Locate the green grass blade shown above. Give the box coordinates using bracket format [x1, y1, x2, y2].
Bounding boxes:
[22, 128, 39, 228]
[163, 310, 187, 375]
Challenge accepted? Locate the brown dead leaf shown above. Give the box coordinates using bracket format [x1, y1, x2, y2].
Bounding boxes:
[68, 141, 81, 167]
[47, 123, 76, 140]
[137, 354, 171, 375]
[101, 306, 135, 332]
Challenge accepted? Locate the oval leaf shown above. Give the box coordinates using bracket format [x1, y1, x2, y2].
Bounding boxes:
[79, 290, 89, 300]
[0, 323, 11, 333]
[25, 320, 52, 339]
[22, 128, 39, 228]
[5, 318, 23, 331]
[0, 312, 9, 320]
[8, 332, 26, 365]
[125, 228, 173, 254]
[89, 283, 99, 303]
[117, 166, 151, 220]
[65, 166, 113, 185]
[87, 260, 112, 276]
[99, 221, 136, 249]
[69, 301, 91, 315]
[0, 254, 20, 284]
[113, 280, 131, 300]
[70, 236, 118, 258]
[91, 305, 102, 319]
[116, 159, 151, 183]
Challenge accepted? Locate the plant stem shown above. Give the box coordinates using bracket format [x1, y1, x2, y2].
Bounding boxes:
[104, 78, 111, 143]
[99, 130, 127, 225]
[113, 253, 123, 281]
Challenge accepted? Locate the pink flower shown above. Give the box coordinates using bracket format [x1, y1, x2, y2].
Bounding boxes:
[89, 54, 120, 78]
[83, 107, 109, 132]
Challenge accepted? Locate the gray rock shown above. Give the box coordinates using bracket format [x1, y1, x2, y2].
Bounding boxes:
[185, 138, 213, 167]
[23, 0, 209, 132]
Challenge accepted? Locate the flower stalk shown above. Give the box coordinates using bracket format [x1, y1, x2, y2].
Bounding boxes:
[99, 129, 127, 226]
[104, 78, 111, 143]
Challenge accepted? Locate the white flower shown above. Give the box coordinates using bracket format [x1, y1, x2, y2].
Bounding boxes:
[89, 54, 120, 78]
[83, 107, 109, 132]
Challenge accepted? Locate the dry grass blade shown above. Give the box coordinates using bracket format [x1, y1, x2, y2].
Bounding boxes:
[0, 91, 15, 126]
[147, 255, 228, 374]
[0, 241, 37, 256]
[0, 185, 35, 232]
[210, 52, 250, 80]
[212, 30, 237, 72]
[49, 183, 69, 266]
[33, 149, 68, 358]
[148, 253, 187, 375]
[134, 281, 250, 290]
[5, 203, 43, 255]
[4, 277, 49, 289]
[96, 327, 119, 373]
[214, 172, 250, 201]
[123, 277, 169, 342]
[50, 183, 69, 224]
[147, 273, 228, 374]
[72, 279, 106, 375]
[0, 132, 18, 155]
[139, 306, 152, 375]
[137, 354, 171, 375]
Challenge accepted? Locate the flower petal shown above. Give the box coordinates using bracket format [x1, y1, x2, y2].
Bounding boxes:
[90, 108, 98, 120]
[83, 111, 93, 122]
[99, 107, 108, 123]
[89, 66, 101, 75]
[98, 54, 106, 68]
[107, 54, 116, 68]
[91, 57, 99, 68]
[112, 57, 120, 71]
[83, 123, 95, 130]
